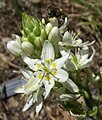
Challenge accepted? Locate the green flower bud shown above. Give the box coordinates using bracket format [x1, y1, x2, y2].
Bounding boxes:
[27, 33, 36, 44]
[33, 26, 41, 36]
[21, 37, 28, 42]
[41, 29, 47, 40]
[48, 27, 60, 44]
[7, 35, 22, 56]
[34, 37, 44, 48]
[45, 23, 53, 34]
[27, 18, 35, 31]
[22, 13, 34, 31]
[21, 42, 34, 56]
[41, 18, 45, 24]
[23, 27, 30, 37]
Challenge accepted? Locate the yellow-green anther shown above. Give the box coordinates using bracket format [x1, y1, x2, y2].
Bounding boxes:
[21, 42, 34, 56]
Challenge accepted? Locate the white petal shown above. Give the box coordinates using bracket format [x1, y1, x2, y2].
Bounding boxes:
[36, 101, 43, 113]
[59, 17, 68, 34]
[15, 85, 27, 94]
[25, 75, 41, 93]
[22, 54, 40, 71]
[55, 69, 68, 82]
[43, 77, 55, 98]
[60, 94, 79, 101]
[21, 69, 33, 79]
[80, 54, 88, 63]
[62, 78, 79, 93]
[53, 50, 70, 69]
[22, 95, 34, 111]
[65, 56, 77, 71]
[73, 39, 82, 45]
[60, 50, 67, 56]
[80, 47, 95, 69]
[41, 40, 54, 62]
[63, 31, 72, 44]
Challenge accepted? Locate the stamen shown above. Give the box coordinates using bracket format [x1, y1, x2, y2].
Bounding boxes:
[51, 62, 57, 68]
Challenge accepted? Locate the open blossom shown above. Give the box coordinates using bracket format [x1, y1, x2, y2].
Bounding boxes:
[59, 31, 95, 47]
[65, 46, 95, 71]
[15, 40, 69, 112]
[22, 40, 69, 98]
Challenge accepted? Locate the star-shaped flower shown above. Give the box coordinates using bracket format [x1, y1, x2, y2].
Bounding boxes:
[21, 40, 69, 98]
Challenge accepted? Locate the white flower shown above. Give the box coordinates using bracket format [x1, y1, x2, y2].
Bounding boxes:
[59, 31, 95, 47]
[7, 35, 22, 56]
[22, 40, 69, 98]
[15, 69, 43, 113]
[65, 46, 95, 71]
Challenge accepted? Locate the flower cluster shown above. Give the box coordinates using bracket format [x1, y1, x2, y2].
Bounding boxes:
[7, 13, 96, 118]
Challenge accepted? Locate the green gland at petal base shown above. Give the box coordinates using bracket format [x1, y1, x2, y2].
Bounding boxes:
[21, 42, 34, 56]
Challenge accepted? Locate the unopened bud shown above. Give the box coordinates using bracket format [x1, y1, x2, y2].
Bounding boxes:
[50, 17, 58, 27]
[21, 42, 34, 56]
[27, 33, 36, 44]
[45, 23, 53, 34]
[41, 29, 47, 40]
[63, 31, 72, 44]
[34, 37, 44, 48]
[33, 26, 41, 36]
[7, 36, 22, 56]
[21, 37, 28, 42]
[48, 27, 60, 44]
